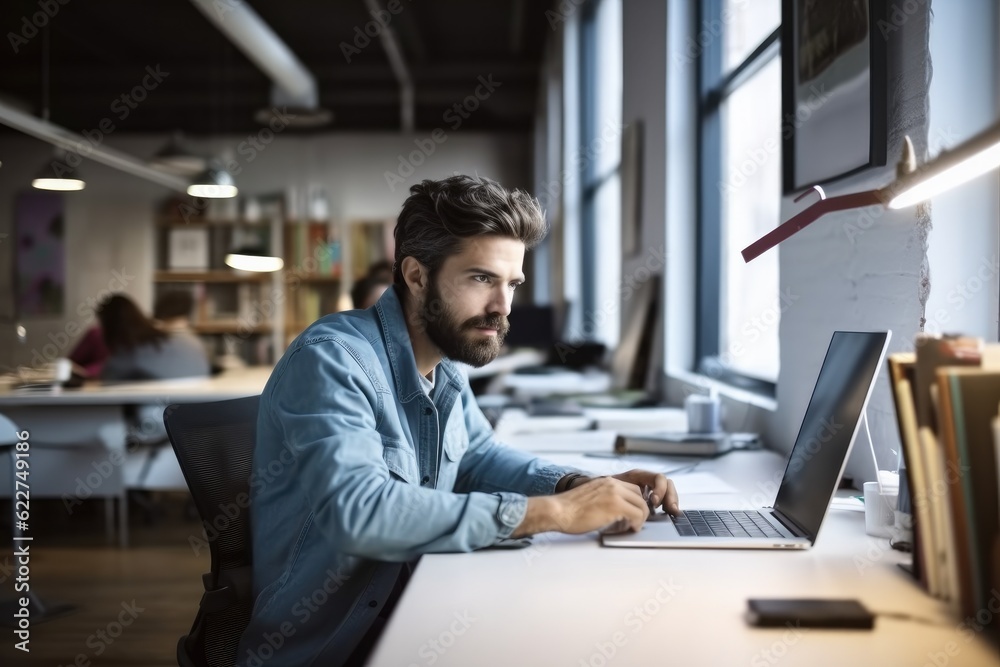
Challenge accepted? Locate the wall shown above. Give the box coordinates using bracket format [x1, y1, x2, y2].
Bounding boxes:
[768, 5, 934, 484]
[925, 0, 1000, 342]
[0, 131, 530, 370]
[656, 1, 939, 487]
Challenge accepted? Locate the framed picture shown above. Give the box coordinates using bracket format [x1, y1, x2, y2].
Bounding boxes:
[620, 120, 643, 258]
[14, 191, 65, 316]
[781, 0, 888, 194]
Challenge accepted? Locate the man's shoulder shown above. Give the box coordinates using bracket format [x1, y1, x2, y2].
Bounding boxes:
[293, 309, 380, 349]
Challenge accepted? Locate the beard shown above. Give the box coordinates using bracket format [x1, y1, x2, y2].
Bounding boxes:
[421, 280, 510, 367]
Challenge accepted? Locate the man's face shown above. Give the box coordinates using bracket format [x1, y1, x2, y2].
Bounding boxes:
[420, 236, 525, 367]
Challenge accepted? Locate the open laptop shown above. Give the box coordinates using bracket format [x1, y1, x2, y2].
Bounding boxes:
[603, 330, 892, 550]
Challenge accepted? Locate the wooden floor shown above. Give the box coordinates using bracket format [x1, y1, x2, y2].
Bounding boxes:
[0, 495, 208, 666]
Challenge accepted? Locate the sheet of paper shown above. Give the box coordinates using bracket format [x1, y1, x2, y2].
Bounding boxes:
[534, 452, 738, 494]
[500, 430, 617, 453]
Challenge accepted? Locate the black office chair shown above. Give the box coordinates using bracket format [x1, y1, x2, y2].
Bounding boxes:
[163, 395, 259, 667]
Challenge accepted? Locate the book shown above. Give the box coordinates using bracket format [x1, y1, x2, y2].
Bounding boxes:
[913, 335, 981, 606]
[937, 368, 1000, 623]
[887, 353, 936, 594]
[614, 431, 732, 456]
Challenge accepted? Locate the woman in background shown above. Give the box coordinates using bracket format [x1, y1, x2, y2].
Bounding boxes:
[97, 293, 208, 381]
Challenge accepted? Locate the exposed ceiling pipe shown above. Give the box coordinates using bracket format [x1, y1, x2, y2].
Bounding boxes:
[190, 0, 331, 127]
[363, 0, 415, 132]
[0, 101, 188, 192]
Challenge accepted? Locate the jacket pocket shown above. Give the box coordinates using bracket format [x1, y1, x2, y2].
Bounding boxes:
[381, 436, 419, 485]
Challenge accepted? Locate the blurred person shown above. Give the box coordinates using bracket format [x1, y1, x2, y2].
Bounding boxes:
[365, 258, 394, 284]
[349, 275, 391, 309]
[67, 323, 109, 379]
[98, 293, 208, 382]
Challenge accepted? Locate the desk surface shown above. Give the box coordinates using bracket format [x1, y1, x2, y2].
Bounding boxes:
[0, 366, 272, 406]
[369, 449, 998, 667]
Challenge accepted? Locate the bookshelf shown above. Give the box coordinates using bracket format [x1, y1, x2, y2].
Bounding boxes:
[153, 200, 284, 365]
[154, 195, 394, 362]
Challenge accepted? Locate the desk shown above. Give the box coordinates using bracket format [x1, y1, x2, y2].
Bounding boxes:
[0, 367, 271, 544]
[369, 446, 998, 666]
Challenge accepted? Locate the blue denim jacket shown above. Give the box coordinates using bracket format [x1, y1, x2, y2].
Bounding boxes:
[237, 286, 575, 666]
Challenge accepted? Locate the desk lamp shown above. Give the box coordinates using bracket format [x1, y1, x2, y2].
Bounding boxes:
[742, 120, 1000, 263]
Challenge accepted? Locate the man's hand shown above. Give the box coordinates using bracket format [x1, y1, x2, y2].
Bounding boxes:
[512, 477, 650, 538]
[607, 469, 681, 516]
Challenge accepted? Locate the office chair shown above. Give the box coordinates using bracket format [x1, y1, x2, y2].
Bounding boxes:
[163, 395, 259, 667]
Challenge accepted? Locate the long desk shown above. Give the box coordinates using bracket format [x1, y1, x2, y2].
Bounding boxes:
[369, 434, 998, 666]
[0, 367, 272, 545]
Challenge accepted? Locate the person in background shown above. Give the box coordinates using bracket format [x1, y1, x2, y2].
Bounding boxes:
[68, 323, 109, 379]
[349, 274, 392, 309]
[98, 293, 209, 382]
[365, 259, 394, 284]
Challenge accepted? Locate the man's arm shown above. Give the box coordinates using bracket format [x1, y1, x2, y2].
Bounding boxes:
[267, 341, 527, 561]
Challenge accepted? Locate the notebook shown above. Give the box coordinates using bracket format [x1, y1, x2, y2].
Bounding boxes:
[602, 330, 892, 549]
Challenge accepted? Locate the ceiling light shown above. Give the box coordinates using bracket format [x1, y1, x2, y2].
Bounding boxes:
[225, 247, 284, 273]
[151, 132, 207, 175]
[187, 163, 238, 199]
[31, 155, 85, 191]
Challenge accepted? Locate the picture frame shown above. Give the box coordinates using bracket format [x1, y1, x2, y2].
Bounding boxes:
[781, 0, 888, 194]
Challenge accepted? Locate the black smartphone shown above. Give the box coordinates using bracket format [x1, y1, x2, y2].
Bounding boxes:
[746, 598, 875, 629]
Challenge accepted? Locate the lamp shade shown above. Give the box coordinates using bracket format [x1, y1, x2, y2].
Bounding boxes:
[31, 158, 85, 191]
[187, 164, 238, 199]
[742, 121, 1000, 262]
[888, 120, 1000, 209]
[151, 133, 207, 176]
[225, 247, 283, 273]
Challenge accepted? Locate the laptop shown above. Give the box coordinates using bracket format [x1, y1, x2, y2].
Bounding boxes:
[602, 330, 892, 550]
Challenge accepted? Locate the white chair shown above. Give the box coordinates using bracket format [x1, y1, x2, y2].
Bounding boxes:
[0, 405, 130, 546]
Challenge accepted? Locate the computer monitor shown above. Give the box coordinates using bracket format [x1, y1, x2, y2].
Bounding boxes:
[608, 275, 659, 391]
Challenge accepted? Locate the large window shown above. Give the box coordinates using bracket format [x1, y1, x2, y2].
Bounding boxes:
[697, 0, 782, 389]
[578, 0, 622, 346]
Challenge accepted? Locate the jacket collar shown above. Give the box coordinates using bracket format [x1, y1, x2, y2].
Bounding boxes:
[374, 285, 464, 402]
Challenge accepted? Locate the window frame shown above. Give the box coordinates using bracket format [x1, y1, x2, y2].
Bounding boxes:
[695, 0, 781, 396]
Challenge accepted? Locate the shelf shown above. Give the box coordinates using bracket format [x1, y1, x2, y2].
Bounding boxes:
[154, 271, 272, 283]
[287, 274, 341, 284]
[192, 321, 272, 334]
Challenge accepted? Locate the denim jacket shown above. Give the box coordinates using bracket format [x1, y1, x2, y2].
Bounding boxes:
[236, 286, 576, 666]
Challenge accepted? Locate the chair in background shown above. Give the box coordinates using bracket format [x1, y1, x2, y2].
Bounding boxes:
[164, 395, 259, 667]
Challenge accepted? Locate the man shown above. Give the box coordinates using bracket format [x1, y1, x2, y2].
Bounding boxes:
[237, 176, 680, 666]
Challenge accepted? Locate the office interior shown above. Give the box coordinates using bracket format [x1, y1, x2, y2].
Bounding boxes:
[0, 0, 998, 665]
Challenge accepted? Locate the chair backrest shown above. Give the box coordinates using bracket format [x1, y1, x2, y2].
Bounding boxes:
[164, 394, 260, 667]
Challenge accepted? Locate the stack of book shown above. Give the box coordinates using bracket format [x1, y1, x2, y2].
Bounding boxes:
[888, 333, 1000, 644]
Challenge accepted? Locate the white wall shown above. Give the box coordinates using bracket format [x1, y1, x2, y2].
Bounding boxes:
[769, 6, 935, 484]
[654, 1, 939, 487]
[0, 131, 530, 370]
[925, 0, 1000, 342]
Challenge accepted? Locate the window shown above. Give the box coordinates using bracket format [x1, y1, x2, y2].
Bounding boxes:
[697, 0, 782, 390]
[578, 0, 622, 345]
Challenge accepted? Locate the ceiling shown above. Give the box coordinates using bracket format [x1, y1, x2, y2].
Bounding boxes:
[0, 0, 553, 136]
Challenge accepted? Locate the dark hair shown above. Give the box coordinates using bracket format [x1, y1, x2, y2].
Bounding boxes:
[366, 260, 394, 284]
[393, 175, 547, 286]
[350, 276, 391, 309]
[97, 294, 168, 353]
[153, 290, 194, 320]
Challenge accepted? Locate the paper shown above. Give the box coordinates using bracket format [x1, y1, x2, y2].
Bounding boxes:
[533, 452, 737, 494]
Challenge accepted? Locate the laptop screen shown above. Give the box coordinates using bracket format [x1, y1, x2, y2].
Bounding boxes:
[773, 330, 891, 541]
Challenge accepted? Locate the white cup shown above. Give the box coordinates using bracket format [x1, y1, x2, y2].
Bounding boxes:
[53, 357, 72, 383]
[864, 481, 898, 538]
[685, 393, 721, 433]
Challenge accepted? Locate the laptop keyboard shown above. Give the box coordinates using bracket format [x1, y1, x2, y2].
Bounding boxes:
[671, 510, 783, 538]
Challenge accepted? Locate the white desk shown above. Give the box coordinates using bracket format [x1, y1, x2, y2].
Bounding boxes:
[0, 365, 272, 406]
[0, 367, 272, 544]
[369, 448, 998, 666]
